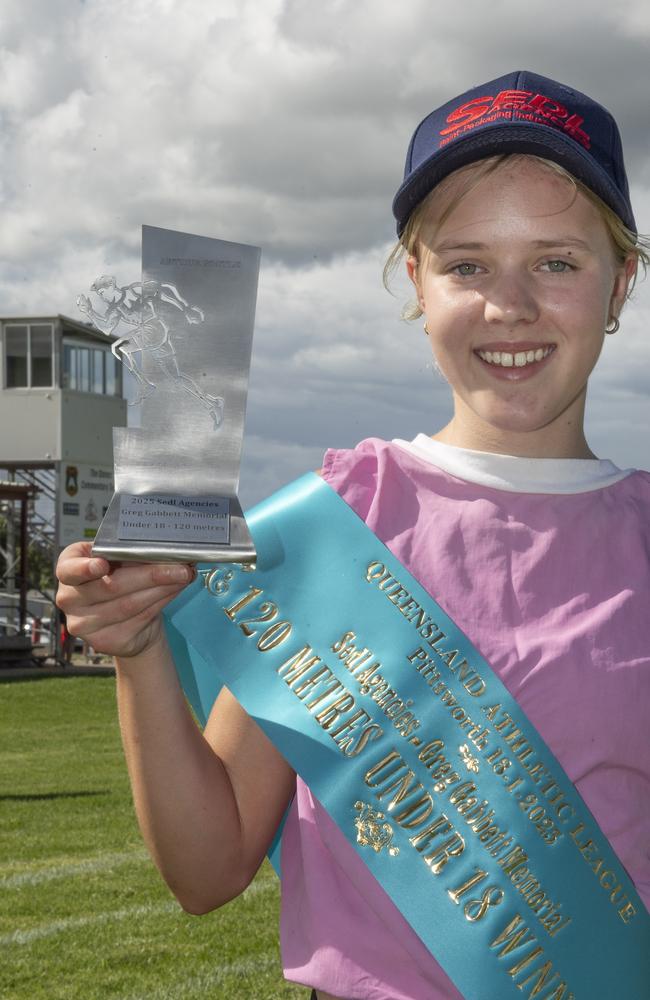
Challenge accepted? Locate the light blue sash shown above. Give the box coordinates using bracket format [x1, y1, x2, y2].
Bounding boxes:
[164, 473, 649, 999]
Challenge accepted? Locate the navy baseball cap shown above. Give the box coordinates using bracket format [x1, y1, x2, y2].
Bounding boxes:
[393, 70, 636, 236]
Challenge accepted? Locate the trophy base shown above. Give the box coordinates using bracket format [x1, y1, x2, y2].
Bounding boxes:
[91, 490, 256, 566]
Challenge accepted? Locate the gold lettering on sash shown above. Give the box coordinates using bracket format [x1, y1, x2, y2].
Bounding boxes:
[330, 708, 372, 749]
[448, 867, 489, 905]
[499, 845, 529, 875]
[570, 823, 637, 924]
[508, 946, 546, 977]
[490, 915, 575, 997]
[345, 723, 384, 756]
[409, 815, 454, 852]
[483, 702, 501, 722]
[365, 752, 449, 834]
[314, 693, 356, 728]
[366, 561, 488, 695]
[447, 867, 504, 922]
[391, 792, 435, 828]
[374, 769, 421, 808]
[422, 832, 466, 874]
[491, 913, 538, 957]
[277, 644, 321, 683]
[618, 902, 637, 924]
[304, 678, 344, 710]
[364, 750, 403, 787]
[293, 666, 336, 699]
[515, 960, 558, 993]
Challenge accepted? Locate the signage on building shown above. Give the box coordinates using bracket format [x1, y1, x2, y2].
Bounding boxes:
[58, 463, 114, 547]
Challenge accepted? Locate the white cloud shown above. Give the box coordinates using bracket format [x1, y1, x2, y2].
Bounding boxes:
[1, 0, 648, 492]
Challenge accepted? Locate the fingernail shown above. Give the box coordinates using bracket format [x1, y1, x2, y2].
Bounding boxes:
[90, 559, 107, 575]
[161, 566, 192, 583]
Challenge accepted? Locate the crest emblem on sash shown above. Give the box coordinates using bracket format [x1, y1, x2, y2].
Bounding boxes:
[353, 801, 400, 857]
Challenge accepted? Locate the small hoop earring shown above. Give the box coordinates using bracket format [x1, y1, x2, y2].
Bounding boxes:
[605, 316, 620, 335]
[423, 321, 430, 337]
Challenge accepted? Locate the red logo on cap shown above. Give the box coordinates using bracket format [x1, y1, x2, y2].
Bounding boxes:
[440, 89, 591, 149]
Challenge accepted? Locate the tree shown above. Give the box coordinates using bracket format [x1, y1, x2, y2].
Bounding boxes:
[0, 514, 55, 595]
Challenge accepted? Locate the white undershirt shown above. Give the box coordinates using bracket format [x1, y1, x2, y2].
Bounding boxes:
[392, 434, 633, 494]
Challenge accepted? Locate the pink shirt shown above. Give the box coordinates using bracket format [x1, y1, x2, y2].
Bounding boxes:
[279, 437, 650, 1000]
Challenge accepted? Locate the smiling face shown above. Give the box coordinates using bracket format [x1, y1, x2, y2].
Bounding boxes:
[407, 157, 635, 457]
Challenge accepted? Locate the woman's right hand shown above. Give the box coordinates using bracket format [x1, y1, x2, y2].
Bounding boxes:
[55, 542, 195, 659]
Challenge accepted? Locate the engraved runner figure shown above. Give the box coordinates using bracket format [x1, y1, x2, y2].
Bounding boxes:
[77, 275, 224, 429]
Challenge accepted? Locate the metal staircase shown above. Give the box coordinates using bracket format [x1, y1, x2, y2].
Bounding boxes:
[0, 466, 58, 664]
[0, 466, 56, 584]
[16, 467, 57, 555]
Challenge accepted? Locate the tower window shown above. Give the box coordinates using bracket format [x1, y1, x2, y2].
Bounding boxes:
[4, 324, 54, 388]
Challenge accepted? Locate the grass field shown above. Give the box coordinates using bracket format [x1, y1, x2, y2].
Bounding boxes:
[0, 676, 306, 1000]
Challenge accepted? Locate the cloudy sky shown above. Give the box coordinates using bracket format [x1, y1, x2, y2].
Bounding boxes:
[2, 0, 649, 506]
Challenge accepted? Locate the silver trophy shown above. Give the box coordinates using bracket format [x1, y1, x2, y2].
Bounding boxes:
[77, 225, 260, 565]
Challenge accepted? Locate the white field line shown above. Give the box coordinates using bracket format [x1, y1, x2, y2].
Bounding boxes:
[121, 953, 280, 1000]
[0, 848, 150, 889]
[1, 876, 277, 947]
[0, 901, 179, 947]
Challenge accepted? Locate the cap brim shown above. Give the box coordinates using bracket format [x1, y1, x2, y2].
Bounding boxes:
[393, 123, 636, 235]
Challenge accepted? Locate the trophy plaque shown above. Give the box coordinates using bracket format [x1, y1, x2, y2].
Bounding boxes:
[77, 225, 260, 565]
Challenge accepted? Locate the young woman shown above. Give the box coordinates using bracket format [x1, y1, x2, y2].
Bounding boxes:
[56, 71, 649, 999]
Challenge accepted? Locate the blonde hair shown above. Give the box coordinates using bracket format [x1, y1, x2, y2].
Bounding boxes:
[383, 154, 650, 321]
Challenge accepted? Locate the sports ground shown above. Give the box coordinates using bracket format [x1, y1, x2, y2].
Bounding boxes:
[1, 675, 305, 999]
